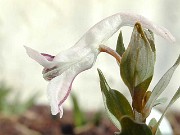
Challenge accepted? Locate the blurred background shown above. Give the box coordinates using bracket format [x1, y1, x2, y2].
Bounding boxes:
[0, 0, 179, 114]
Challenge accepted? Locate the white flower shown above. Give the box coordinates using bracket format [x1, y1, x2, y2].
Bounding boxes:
[25, 12, 175, 118]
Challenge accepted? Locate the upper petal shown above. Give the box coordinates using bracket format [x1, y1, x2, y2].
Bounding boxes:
[74, 12, 175, 48]
[47, 51, 97, 117]
[24, 46, 56, 68]
[54, 12, 175, 62]
[119, 13, 175, 42]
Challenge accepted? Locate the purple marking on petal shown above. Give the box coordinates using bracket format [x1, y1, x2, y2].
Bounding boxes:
[57, 76, 74, 118]
[41, 53, 55, 61]
[59, 78, 74, 105]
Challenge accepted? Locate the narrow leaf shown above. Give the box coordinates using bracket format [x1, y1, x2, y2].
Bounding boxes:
[98, 69, 133, 130]
[144, 55, 180, 114]
[116, 31, 125, 57]
[71, 93, 86, 127]
[119, 116, 152, 135]
[148, 118, 162, 135]
[154, 87, 180, 131]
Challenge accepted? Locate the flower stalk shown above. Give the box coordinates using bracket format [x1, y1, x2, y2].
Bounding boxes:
[99, 45, 121, 63]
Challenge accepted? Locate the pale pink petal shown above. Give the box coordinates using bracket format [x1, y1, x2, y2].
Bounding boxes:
[54, 12, 175, 62]
[119, 12, 175, 42]
[47, 52, 97, 117]
[24, 46, 56, 68]
[47, 71, 74, 117]
[77, 12, 175, 48]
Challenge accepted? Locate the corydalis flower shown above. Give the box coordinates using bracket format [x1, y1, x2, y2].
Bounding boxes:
[25, 12, 175, 118]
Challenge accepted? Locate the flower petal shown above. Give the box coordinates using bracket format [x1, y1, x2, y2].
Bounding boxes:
[54, 12, 175, 62]
[119, 12, 175, 42]
[24, 46, 56, 68]
[46, 71, 73, 117]
[47, 51, 97, 117]
[75, 12, 175, 49]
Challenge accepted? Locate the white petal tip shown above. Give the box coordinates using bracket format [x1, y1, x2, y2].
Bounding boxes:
[50, 104, 63, 118]
[154, 25, 176, 43]
[170, 37, 176, 43]
[24, 46, 32, 55]
[59, 113, 63, 118]
[24, 46, 55, 68]
[164, 32, 176, 43]
[24, 46, 37, 57]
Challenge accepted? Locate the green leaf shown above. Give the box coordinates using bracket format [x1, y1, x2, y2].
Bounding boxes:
[0, 83, 10, 111]
[119, 116, 152, 135]
[71, 93, 86, 127]
[148, 118, 162, 135]
[144, 55, 180, 115]
[120, 23, 156, 112]
[98, 69, 133, 130]
[0, 82, 39, 115]
[91, 111, 103, 126]
[10, 92, 39, 115]
[154, 87, 180, 132]
[116, 31, 125, 57]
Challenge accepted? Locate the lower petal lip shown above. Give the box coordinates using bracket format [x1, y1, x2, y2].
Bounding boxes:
[47, 52, 97, 117]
